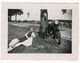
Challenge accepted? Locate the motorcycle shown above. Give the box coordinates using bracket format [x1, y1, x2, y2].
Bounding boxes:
[47, 21, 61, 45]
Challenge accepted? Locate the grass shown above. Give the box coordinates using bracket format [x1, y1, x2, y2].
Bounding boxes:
[8, 22, 72, 53]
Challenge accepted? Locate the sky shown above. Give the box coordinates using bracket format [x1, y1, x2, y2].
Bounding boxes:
[11, 4, 72, 21]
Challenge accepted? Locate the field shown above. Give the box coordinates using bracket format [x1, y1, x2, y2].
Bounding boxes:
[8, 22, 72, 53]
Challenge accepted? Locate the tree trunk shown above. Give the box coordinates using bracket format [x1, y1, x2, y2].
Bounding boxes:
[39, 9, 48, 39]
[15, 14, 17, 22]
[8, 16, 11, 21]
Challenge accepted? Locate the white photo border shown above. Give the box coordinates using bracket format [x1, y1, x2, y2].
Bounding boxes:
[1, 3, 79, 60]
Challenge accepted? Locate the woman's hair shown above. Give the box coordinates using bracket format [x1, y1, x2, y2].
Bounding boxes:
[27, 28, 34, 37]
[27, 31, 33, 37]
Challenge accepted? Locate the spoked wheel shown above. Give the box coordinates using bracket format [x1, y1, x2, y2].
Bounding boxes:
[54, 31, 61, 45]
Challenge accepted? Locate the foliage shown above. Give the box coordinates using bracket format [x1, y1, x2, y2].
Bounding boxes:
[8, 9, 23, 21]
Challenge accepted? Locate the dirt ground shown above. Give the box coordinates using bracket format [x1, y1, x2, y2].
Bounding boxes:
[8, 22, 72, 53]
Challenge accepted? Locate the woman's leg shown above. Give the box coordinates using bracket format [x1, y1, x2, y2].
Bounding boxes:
[8, 42, 22, 52]
[14, 42, 22, 48]
[8, 46, 14, 52]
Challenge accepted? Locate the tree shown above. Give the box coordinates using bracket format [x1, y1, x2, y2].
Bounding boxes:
[61, 9, 66, 14]
[39, 9, 48, 39]
[8, 9, 23, 21]
[27, 12, 30, 19]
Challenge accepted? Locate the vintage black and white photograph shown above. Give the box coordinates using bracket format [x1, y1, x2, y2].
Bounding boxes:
[1, 3, 79, 60]
[8, 5, 72, 53]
